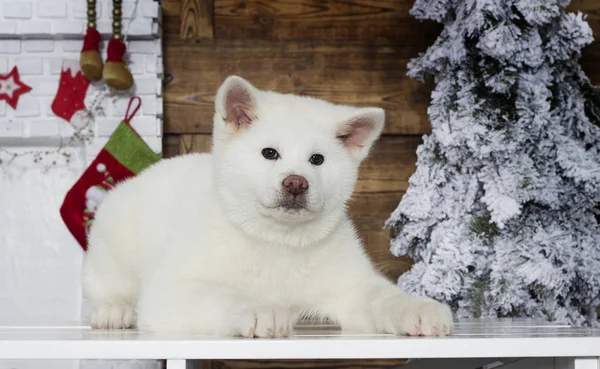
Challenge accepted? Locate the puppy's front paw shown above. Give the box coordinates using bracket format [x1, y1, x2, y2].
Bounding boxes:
[237, 308, 294, 338]
[380, 296, 454, 336]
[91, 304, 136, 329]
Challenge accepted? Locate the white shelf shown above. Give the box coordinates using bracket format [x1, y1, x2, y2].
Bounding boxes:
[1, 319, 599, 360]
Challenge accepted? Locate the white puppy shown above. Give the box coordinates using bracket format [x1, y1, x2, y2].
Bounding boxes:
[83, 76, 453, 337]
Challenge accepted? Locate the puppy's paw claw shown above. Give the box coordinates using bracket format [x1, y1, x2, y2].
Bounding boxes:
[379, 297, 454, 337]
[237, 308, 293, 338]
[90, 304, 136, 329]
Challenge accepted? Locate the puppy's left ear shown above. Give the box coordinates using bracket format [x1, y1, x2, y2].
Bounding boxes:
[336, 107, 385, 161]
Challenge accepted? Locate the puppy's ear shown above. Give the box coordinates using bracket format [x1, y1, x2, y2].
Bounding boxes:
[336, 107, 385, 162]
[215, 76, 258, 131]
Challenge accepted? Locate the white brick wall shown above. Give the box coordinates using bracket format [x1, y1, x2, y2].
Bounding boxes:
[0, 40, 21, 53]
[0, 2, 163, 369]
[3, 1, 33, 19]
[0, 0, 160, 38]
[23, 40, 57, 53]
[37, 1, 68, 18]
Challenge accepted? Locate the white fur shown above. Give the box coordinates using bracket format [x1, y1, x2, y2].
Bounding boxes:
[83, 76, 453, 337]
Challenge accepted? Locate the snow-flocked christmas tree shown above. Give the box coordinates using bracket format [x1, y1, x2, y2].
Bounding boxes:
[386, 0, 600, 326]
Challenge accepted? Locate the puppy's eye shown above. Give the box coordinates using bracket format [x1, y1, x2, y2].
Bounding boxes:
[261, 148, 279, 160]
[309, 154, 325, 166]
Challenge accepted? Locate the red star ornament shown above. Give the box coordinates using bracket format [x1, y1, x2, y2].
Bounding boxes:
[0, 66, 32, 109]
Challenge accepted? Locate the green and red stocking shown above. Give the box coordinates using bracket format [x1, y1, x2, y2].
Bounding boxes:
[60, 97, 160, 250]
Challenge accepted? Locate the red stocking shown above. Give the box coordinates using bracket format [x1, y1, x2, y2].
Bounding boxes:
[51, 59, 90, 125]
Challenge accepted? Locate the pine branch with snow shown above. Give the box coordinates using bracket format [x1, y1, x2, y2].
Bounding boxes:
[386, 0, 600, 326]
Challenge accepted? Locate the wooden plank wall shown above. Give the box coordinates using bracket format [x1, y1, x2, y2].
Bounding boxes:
[160, 1, 599, 367]
[161, 0, 443, 283]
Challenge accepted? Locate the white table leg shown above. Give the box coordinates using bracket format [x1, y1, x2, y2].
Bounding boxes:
[166, 359, 193, 369]
[573, 358, 600, 369]
[555, 357, 600, 369]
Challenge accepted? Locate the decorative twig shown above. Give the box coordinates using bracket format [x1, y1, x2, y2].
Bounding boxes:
[0, 87, 109, 170]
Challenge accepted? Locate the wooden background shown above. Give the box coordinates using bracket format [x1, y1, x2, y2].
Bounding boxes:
[160, 1, 599, 367]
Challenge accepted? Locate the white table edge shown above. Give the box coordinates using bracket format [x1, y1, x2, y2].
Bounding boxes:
[2, 336, 600, 360]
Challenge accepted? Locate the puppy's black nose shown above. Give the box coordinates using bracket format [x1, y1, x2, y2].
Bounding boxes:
[282, 175, 309, 196]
